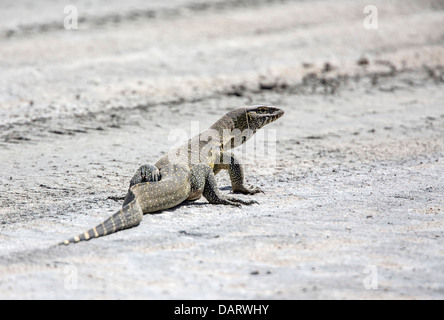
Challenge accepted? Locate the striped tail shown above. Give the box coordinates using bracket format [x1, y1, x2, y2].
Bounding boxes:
[59, 200, 143, 245]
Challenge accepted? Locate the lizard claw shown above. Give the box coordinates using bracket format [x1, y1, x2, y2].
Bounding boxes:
[226, 196, 259, 206]
[232, 185, 264, 195]
[151, 169, 161, 181]
[139, 165, 161, 182]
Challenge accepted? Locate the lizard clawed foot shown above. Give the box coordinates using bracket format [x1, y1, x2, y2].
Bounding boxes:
[232, 185, 264, 195]
[228, 201, 243, 208]
[226, 195, 259, 206]
[209, 196, 258, 208]
[139, 165, 161, 182]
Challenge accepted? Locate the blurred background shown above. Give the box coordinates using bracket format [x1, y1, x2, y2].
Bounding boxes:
[1, 0, 443, 129]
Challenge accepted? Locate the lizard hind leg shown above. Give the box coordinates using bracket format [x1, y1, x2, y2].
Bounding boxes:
[123, 164, 160, 206]
[129, 164, 161, 185]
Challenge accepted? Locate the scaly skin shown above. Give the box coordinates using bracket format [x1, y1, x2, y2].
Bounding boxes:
[60, 105, 284, 245]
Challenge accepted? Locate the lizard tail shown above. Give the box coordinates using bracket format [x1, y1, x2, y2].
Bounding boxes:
[59, 200, 143, 245]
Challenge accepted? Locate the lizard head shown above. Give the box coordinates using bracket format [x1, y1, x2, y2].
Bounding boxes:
[234, 105, 285, 133]
[211, 105, 284, 150]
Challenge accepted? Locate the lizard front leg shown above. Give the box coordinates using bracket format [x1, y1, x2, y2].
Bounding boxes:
[123, 164, 161, 206]
[214, 152, 263, 195]
[192, 164, 257, 207]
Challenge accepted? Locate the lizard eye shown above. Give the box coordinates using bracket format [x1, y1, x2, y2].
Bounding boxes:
[256, 107, 268, 114]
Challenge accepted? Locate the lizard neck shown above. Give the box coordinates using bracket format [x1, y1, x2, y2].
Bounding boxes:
[209, 115, 255, 151]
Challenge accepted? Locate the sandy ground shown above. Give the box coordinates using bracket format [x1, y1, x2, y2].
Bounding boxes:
[0, 0, 443, 299]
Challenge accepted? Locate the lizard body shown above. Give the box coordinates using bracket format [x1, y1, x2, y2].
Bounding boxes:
[60, 105, 284, 245]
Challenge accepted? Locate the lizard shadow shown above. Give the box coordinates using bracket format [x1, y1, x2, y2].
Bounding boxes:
[109, 185, 233, 214]
[155, 185, 233, 214]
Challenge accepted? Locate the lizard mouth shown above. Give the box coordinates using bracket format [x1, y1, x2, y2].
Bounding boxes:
[270, 108, 284, 120]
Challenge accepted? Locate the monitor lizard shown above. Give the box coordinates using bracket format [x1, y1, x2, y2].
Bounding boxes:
[60, 105, 284, 245]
